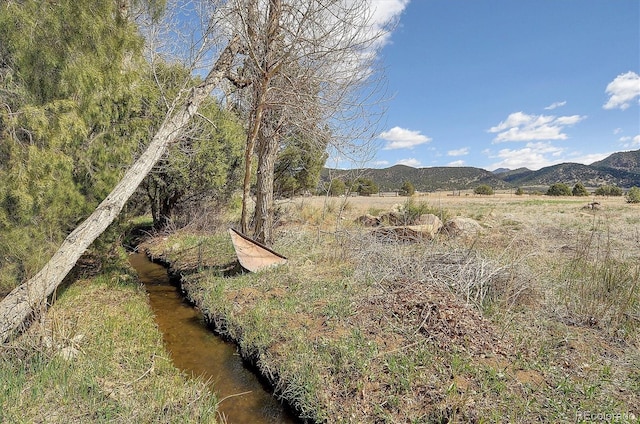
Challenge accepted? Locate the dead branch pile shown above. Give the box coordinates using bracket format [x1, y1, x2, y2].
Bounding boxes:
[352, 234, 533, 310]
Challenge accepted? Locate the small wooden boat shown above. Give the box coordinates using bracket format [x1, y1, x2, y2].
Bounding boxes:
[228, 228, 287, 272]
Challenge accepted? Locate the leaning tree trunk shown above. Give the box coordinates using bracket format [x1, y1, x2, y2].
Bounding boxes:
[0, 36, 240, 343]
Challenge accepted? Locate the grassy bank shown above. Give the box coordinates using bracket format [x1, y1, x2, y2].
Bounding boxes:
[0, 249, 219, 423]
[145, 195, 639, 423]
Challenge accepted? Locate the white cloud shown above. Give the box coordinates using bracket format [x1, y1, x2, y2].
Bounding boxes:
[555, 115, 584, 125]
[370, 0, 410, 27]
[620, 135, 640, 148]
[370, 160, 390, 167]
[379, 126, 432, 149]
[603, 71, 640, 110]
[357, 0, 411, 55]
[613, 128, 623, 135]
[447, 160, 465, 167]
[488, 111, 586, 143]
[487, 142, 566, 170]
[571, 152, 616, 165]
[544, 101, 566, 110]
[396, 158, 421, 167]
[447, 148, 469, 156]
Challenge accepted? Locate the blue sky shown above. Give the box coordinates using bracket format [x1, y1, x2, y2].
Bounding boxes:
[346, 0, 640, 171]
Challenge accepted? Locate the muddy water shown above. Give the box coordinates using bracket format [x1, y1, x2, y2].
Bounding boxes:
[128, 253, 298, 424]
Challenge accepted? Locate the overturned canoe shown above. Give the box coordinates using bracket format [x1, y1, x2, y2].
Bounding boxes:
[228, 228, 287, 272]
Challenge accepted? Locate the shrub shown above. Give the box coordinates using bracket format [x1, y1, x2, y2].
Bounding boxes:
[626, 186, 640, 203]
[546, 183, 572, 196]
[403, 198, 451, 223]
[572, 182, 589, 196]
[399, 181, 415, 196]
[515, 187, 524, 196]
[328, 178, 346, 196]
[474, 185, 494, 195]
[594, 185, 623, 196]
[351, 177, 378, 196]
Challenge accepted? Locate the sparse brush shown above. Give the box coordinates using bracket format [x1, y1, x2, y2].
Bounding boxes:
[402, 197, 451, 224]
[557, 223, 640, 340]
[351, 233, 534, 312]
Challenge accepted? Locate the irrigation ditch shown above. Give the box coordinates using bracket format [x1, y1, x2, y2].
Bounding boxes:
[128, 249, 300, 424]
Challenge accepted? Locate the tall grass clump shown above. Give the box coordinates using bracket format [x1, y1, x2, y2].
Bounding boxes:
[400, 198, 451, 224]
[557, 226, 639, 341]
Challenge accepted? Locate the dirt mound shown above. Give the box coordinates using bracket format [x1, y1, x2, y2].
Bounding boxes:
[363, 279, 512, 357]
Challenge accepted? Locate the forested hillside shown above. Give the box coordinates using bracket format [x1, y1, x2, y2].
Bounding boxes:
[322, 150, 640, 193]
[321, 165, 512, 192]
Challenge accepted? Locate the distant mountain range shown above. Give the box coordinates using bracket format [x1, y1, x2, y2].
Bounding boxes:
[321, 150, 640, 192]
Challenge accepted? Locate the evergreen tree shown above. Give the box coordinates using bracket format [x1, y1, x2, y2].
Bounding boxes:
[626, 186, 640, 203]
[399, 181, 415, 196]
[352, 178, 379, 196]
[572, 182, 589, 196]
[142, 93, 245, 226]
[594, 185, 623, 196]
[274, 131, 329, 198]
[474, 185, 494, 195]
[0, 0, 150, 289]
[546, 183, 572, 196]
[328, 179, 347, 196]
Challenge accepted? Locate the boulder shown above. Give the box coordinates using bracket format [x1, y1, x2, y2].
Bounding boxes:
[415, 213, 443, 234]
[441, 217, 482, 236]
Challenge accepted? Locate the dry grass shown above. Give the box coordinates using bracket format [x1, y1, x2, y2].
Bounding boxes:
[142, 193, 640, 423]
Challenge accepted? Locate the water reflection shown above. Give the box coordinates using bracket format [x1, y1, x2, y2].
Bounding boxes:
[128, 253, 298, 424]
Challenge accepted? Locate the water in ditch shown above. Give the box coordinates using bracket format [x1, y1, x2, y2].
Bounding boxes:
[128, 252, 298, 424]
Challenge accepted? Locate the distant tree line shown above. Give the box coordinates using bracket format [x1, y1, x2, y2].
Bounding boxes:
[545, 182, 629, 197]
[319, 178, 640, 201]
[322, 178, 420, 197]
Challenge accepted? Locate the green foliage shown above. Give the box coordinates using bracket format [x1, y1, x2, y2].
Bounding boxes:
[594, 185, 623, 196]
[546, 183, 572, 196]
[515, 187, 525, 195]
[137, 61, 245, 228]
[0, 0, 151, 289]
[402, 198, 451, 223]
[572, 182, 589, 196]
[626, 186, 640, 203]
[351, 177, 379, 196]
[144, 98, 245, 228]
[402, 198, 430, 223]
[474, 184, 494, 195]
[328, 179, 346, 196]
[274, 131, 328, 197]
[399, 181, 415, 196]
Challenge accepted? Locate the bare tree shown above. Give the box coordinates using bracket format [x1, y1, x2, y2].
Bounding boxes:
[226, 0, 396, 244]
